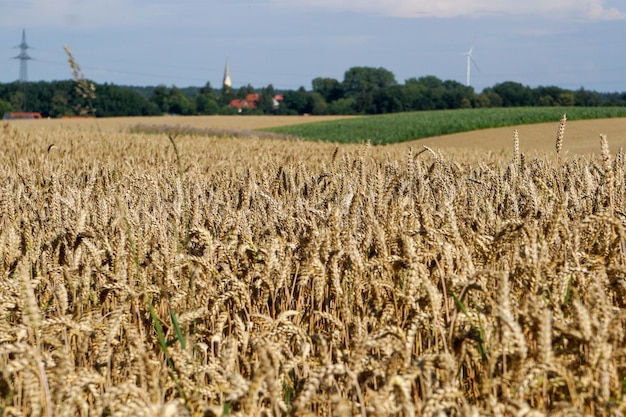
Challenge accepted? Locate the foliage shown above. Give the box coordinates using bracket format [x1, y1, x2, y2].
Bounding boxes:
[168, 87, 196, 115]
[257, 84, 277, 114]
[96, 84, 161, 117]
[195, 94, 220, 115]
[149, 86, 196, 115]
[2, 65, 626, 117]
[265, 106, 626, 144]
[0, 98, 12, 115]
[342, 66, 397, 96]
[312, 77, 343, 102]
[280, 87, 314, 115]
[0, 81, 161, 117]
[488, 81, 534, 107]
[342, 66, 397, 114]
[327, 97, 357, 115]
[236, 84, 256, 100]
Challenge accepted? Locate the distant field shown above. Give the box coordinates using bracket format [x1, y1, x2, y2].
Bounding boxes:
[264, 107, 626, 145]
[394, 117, 626, 157]
[6, 110, 626, 157]
[4, 114, 356, 132]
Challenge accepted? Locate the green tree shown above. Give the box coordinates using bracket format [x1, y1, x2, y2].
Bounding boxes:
[557, 92, 576, 106]
[342, 67, 396, 96]
[218, 105, 239, 115]
[327, 97, 357, 115]
[403, 79, 431, 110]
[200, 82, 215, 97]
[166, 87, 195, 115]
[50, 90, 71, 117]
[372, 86, 405, 113]
[281, 87, 310, 114]
[0, 98, 12, 116]
[538, 95, 555, 106]
[237, 84, 256, 99]
[312, 77, 343, 103]
[491, 82, 533, 107]
[472, 93, 491, 108]
[574, 87, 601, 106]
[150, 85, 169, 113]
[195, 82, 219, 115]
[34, 81, 56, 115]
[95, 83, 161, 117]
[441, 80, 474, 109]
[309, 92, 328, 115]
[196, 95, 219, 115]
[342, 67, 396, 113]
[534, 86, 565, 106]
[257, 84, 277, 114]
[10, 91, 26, 112]
[405, 76, 447, 110]
[354, 91, 376, 114]
[459, 97, 472, 108]
[414, 75, 443, 89]
[218, 86, 235, 107]
[481, 90, 503, 107]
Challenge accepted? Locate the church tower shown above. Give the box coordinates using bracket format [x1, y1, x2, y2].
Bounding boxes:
[222, 58, 232, 89]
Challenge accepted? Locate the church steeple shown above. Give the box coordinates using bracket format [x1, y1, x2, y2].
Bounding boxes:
[222, 58, 232, 89]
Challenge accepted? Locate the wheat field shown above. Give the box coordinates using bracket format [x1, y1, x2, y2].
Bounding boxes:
[0, 117, 625, 417]
[7, 115, 356, 134]
[414, 117, 626, 156]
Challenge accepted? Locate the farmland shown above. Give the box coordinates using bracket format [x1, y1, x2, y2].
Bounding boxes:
[0, 114, 626, 416]
[264, 107, 626, 144]
[5, 114, 356, 134]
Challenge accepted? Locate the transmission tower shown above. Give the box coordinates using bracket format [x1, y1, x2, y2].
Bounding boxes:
[13, 29, 33, 82]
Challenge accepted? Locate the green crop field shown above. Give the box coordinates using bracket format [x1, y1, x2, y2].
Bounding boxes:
[263, 107, 626, 144]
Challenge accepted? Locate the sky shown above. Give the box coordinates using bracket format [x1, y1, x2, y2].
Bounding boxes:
[1, 0, 626, 93]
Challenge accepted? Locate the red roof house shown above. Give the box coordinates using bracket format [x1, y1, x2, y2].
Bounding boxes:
[229, 94, 283, 111]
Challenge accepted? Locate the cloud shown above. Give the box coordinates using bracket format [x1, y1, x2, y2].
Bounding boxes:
[3, 0, 625, 30]
[272, 0, 626, 20]
[0, 0, 167, 28]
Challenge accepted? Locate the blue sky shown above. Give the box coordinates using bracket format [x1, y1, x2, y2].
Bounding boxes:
[1, 0, 625, 93]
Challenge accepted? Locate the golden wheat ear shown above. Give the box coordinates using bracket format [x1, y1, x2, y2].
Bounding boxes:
[555, 113, 566, 155]
[513, 129, 520, 171]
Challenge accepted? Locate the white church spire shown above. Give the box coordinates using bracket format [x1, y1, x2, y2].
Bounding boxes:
[223, 57, 232, 89]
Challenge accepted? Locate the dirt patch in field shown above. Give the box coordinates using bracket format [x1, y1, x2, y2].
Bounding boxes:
[399, 117, 626, 157]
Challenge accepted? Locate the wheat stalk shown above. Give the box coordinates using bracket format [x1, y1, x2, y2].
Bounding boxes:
[63, 44, 97, 116]
[555, 113, 566, 156]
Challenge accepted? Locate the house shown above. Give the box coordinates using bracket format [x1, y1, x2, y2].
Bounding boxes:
[273, 95, 284, 109]
[229, 93, 283, 112]
[2, 112, 42, 120]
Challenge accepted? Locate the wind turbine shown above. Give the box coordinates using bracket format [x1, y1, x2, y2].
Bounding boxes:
[464, 42, 479, 87]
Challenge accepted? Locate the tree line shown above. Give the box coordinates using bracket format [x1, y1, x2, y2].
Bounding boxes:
[1, 66, 625, 118]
